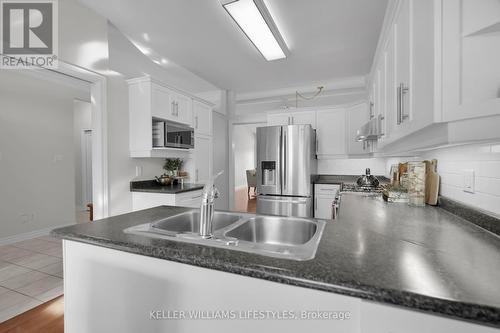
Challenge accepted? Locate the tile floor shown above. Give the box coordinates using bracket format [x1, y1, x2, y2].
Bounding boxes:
[0, 236, 63, 323]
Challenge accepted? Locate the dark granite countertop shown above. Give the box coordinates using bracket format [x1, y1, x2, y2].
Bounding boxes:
[52, 193, 500, 328]
[130, 180, 204, 194]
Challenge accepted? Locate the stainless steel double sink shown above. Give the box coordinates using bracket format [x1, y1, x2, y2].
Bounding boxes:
[125, 210, 326, 261]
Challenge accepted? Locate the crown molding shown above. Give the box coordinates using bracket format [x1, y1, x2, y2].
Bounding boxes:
[235, 75, 367, 104]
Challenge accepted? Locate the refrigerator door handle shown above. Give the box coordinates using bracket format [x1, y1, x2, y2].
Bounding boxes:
[282, 128, 287, 191]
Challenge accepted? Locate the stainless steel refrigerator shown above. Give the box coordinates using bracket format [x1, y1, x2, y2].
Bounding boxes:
[256, 124, 317, 218]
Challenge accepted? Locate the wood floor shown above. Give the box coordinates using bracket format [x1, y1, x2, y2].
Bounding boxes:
[234, 187, 257, 213]
[0, 296, 64, 333]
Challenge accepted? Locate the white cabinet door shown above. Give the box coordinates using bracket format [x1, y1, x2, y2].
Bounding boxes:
[315, 196, 336, 219]
[290, 111, 316, 128]
[314, 184, 340, 219]
[316, 108, 346, 156]
[194, 135, 212, 184]
[347, 103, 369, 155]
[151, 84, 173, 120]
[394, 0, 411, 129]
[267, 113, 291, 126]
[384, 27, 397, 139]
[132, 193, 175, 211]
[172, 92, 193, 126]
[361, 300, 499, 333]
[175, 190, 203, 208]
[193, 100, 212, 136]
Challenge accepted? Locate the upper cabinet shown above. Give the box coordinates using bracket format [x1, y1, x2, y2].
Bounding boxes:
[128, 76, 213, 158]
[316, 108, 346, 157]
[267, 110, 316, 128]
[151, 84, 192, 125]
[369, 0, 500, 152]
[289, 111, 317, 127]
[170, 91, 193, 125]
[440, 0, 500, 121]
[347, 103, 370, 155]
[193, 100, 213, 136]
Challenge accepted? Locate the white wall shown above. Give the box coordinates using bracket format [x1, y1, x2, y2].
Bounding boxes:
[106, 76, 169, 216]
[0, 71, 89, 239]
[73, 100, 92, 209]
[233, 124, 259, 189]
[59, 0, 109, 73]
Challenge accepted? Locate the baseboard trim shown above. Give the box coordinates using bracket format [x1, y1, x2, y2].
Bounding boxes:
[0, 223, 76, 246]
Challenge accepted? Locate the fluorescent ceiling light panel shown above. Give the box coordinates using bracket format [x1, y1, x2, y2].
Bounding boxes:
[223, 0, 287, 61]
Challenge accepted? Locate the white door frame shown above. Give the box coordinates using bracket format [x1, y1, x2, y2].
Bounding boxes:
[81, 129, 92, 209]
[31, 61, 109, 219]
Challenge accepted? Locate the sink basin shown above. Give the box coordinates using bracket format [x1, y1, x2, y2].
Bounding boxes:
[125, 209, 326, 261]
[151, 211, 241, 235]
[225, 216, 317, 246]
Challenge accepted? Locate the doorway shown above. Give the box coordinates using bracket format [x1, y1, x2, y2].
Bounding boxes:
[231, 122, 264, 213]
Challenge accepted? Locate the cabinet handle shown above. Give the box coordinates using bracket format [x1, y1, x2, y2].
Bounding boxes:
[291, 116, 294, 124]
[369, 102, 374, 119]
[316, 139, 319, 154]
[397, 83, 409, 125]
[175, 102, 179, 116]
[195, 116, 198, 129]
[171, 101, 175, 115]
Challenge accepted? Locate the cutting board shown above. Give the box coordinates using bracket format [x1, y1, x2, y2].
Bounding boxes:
[425, 159, 440, 205]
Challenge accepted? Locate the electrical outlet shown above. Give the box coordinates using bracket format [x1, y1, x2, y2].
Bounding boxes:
[19, 213, 35, 224]
[53, 154, 63, 163]
[463, 169, 475, 193]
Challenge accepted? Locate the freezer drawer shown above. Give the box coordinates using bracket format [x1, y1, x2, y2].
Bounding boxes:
[256, 196, 312, 218]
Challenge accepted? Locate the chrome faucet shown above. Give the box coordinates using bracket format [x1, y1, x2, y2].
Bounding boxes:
[199, 170, 223, 239]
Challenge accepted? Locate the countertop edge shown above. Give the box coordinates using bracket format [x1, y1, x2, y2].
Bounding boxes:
[130, 186, 204, 194]
[51, 229, 500, 328]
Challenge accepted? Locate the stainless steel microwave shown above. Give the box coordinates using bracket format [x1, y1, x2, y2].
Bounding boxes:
[153, 120, 194, 149]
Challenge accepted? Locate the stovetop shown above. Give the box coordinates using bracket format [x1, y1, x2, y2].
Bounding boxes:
[341, 183, 384, 193]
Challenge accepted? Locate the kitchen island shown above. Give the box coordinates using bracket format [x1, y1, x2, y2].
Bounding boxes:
[53, 192, 500, 332]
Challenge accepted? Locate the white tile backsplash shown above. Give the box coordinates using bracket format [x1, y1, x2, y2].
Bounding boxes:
[317, 158, 387, 176]
[420, 143, 500, 216]
[318, 143, 500, 216]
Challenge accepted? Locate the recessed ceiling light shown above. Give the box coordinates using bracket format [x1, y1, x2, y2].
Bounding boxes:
[161, 58, 168, 64]
[222, 0, 288, 61]
[142, 33, 150, 42]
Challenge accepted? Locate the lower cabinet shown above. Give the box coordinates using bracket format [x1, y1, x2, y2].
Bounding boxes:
[132, 190, 203, 211]
[360, 301, 498, 333]
[314, 184, 340, 219]
[64, 241, 497, 333]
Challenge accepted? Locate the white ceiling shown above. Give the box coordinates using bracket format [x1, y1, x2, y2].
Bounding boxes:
[79, 0, 388, 93]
